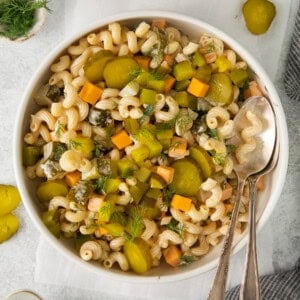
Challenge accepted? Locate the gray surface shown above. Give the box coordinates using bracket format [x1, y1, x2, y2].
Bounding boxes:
[0, 0, 299, 299]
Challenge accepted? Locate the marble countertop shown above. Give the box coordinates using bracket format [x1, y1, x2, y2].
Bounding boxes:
[0, 0, 299, 299]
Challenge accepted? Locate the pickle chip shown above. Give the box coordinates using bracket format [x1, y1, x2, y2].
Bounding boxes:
[170, 159, 202, 197]
[124, 238, 152, 274]
[0, 185, 21, 217]
[206, 73, 233, 105]
[84, 50, 114, 82]
[190, 146, 215, 179]
[0, 213, 19, 243]
[103, 57, 140, 89]
[242, 0, 276, 35]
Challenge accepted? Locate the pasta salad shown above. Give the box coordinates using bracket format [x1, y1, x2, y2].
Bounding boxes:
[23, 19, 265, 274]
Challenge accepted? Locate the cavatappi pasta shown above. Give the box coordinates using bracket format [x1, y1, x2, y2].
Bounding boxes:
[23, 19, 266, 274]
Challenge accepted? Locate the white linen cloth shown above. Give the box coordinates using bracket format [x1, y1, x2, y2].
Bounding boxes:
[34, 0, 291, 299]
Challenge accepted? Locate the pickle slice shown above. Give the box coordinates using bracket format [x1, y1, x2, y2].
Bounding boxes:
[0, 213, 19, 243]
[170, 159, 202, 197]
[206, 73, 233, 105]
[103, 57, 140, 89]
[84, 50, 114, 82]
[189, 146, 215, 179]
[36, 180, 69, 202]
[242, 0, 276, 35]
[0, 185, 21, 217]
[124, 238, 153, 274]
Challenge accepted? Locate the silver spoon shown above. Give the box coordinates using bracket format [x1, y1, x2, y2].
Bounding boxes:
[240, 135, 279, 300]
[208, 96, 276, 300]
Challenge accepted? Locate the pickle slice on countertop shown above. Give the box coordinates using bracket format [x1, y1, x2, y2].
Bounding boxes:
[0, 185, 21, 217]
[0, 213, 19, 243]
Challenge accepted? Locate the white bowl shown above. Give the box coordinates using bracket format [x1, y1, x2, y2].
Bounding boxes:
[13, 11, 289, 283]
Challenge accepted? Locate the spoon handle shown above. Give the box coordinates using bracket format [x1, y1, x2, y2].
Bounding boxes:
[240, 176, 261, 300]
[208, 177, 246, 300]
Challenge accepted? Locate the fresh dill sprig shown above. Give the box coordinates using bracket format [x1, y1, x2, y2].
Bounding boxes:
[126, 205, 144, 241]
[110, 211, 127, 227]
[0, 0, 50, 40]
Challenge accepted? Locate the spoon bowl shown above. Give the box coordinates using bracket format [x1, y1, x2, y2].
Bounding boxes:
[231, 96, 277, 177]
[209, 96, 276, 300]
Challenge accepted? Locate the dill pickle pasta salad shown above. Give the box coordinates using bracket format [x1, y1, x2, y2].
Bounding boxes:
[22, 19, 266, 274]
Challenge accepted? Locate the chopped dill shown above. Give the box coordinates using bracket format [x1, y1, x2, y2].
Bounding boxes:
[0, 0, 50, 40]
[209, 150, 226, 166]
[69, 139, 81, 149]
[110, 211, 127, 227]
[180, 255, 198, 266]
[227, 211, 232, 220]
[161, 186, 175, 208]
[139, 104, 155, 124]
[94, 176, 108, 193]
[53, 142, 67, 161]
[166, 218, 186, 238]
[54, 121, 66, 138]
[226, 144, 237, 154]
[207, 128, 220, 140]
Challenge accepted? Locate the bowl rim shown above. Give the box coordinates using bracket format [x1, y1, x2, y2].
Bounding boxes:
[13, 10, 289, 283]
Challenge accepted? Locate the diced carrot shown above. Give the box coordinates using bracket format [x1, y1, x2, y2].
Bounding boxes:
[164, 75, 176, 94]
[187, 77, 210, 97]
[95, 227, 109, 236]
[244, 81, 263, 99]
[151, 19, 167, 29]
[87, 195, 105, 212]
[171, 194, 192, 212]
[134, 55, 151, 70]
[156, 165, 175, 184]
[65, 171, 81, 187]
[163, 54, 175, 66]
[111, 130, 132, 150]
[256, 175, 265, 191]
[224, 203, 233, 214]
[168, 136, 187, 158]
[79, 81, 103, 105]
[163, 245, 182, 267]
[221, 183, 233, 201]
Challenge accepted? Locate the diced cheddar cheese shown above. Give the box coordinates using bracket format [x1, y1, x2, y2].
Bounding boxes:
[171, 194, 192, 212]
[187, 77, 210, 97]
[79, 81, 103, 105]
[111, 130, 132, 150]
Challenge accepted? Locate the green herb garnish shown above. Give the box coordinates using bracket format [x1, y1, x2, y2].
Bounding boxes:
[162, 186, 175, 208]
[110, 211, 127, 227]
[179, 255, 198, 266]
[126, 205, 144, 241]
[226, 144, 237, 154]
[209, 150, 226, 166]
[94, 176, 108, 193]
[0, 0, 50, 40]
[166, 218, 186, 238]
[53, 142, 67, 161]
[207, 128, 220, 140]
